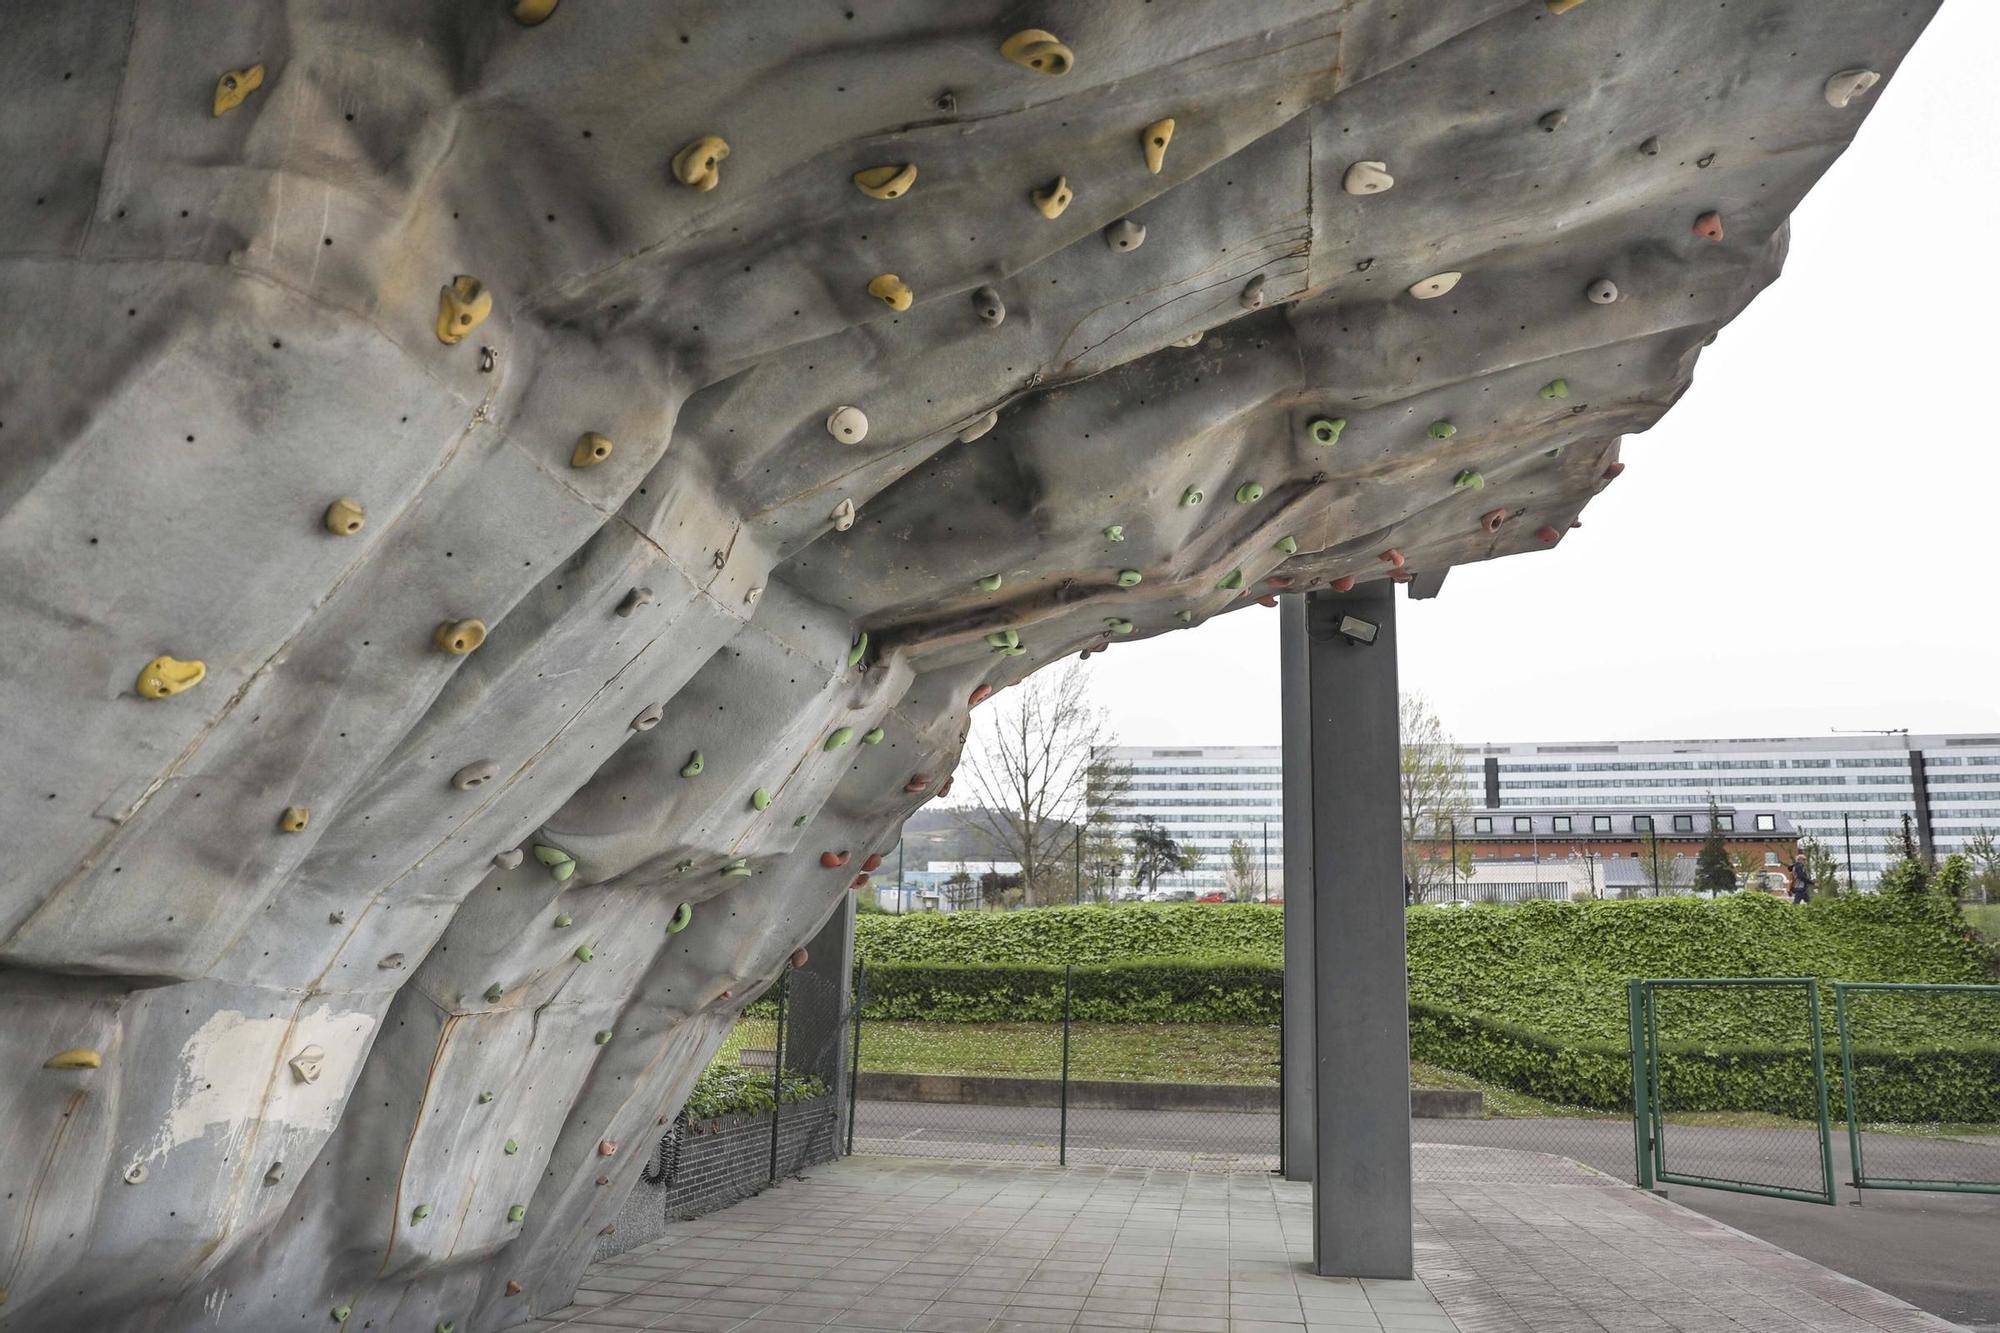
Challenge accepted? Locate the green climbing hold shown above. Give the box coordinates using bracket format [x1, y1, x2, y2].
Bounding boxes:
[1308, 416, 1346, 445]
[549, 858, 574, 883]
[484, 983, 504, 1003]
[1428, 420, 1456, 439]
[1116, 569, 1142, 588]
[984, 629, 1020, 651]
[1219, 570, 1244, 590]
[438, 1324, 455, 1333]
[1453, 469, 1485, 491]
[1175, 610, 1194, 623]
[594, 1030, 613, 1045]
[478, 1091, 494, 1104]
[504, 1138, 519, 1154]
[680, 751, 704, 778]
[1103, 525, 1125, 541]
[1540, 378, 1569, 400]
[1234, 482, 1264, 504]
[331, 1307, 352, 1324]
[824, 726, 854, 750]
[507, 1205, 526, 1224]
[574, 944, 594, 962]
[721, 859, 752, 878]
[1180, 486, 1203, 507]
[793, 815, 810, 827]
[846, 632, 868, 667]
[532, 845, 569, 867]
[861, 727, 885, 745]
[667, 901, 693, 933]
[411, 1204, 433, 1224]
[751, 787, 772, 810]
[1276, 535, 1298, 556]
[1001, 645, 1027, 656]
[976, 573, 1003, 592]
[553, 913, 572, 928]
[1105, 618, 1134, 635]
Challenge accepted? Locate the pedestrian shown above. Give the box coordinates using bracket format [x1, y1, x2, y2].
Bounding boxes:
[1788, 854, 1813, 905]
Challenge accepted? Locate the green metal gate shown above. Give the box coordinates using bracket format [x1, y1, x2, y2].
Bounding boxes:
[1627, 978, 1837, 1206]
[1834, 982, 2000, 1196]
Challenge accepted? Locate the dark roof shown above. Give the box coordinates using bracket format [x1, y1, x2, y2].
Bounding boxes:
[1446, 806, 1797, 840]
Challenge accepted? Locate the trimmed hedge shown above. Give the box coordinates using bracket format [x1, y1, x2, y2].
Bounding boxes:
[859, 956, 1280, 1025]
[856, 902, 1281, 965]
[685, 1065, 827, 1119]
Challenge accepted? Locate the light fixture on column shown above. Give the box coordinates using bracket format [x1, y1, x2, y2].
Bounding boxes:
[1334, 614, 1379, 646]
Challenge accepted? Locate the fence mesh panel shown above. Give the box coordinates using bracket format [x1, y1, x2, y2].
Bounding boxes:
[1837, 983, 2000, 1194]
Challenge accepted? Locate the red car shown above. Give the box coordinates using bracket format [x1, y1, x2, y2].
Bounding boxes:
[1195, 892, 1229, 903]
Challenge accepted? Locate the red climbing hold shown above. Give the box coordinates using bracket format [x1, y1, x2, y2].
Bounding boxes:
[1480, 508, 1508, 534]
[597, 1139, 617, 1157]
[1257, 595, 1279, 607]
[904, 773, 931, 793]
[969, 683, 993, 706]
[937, 775, 954, 798]
[1266, 575, 1294, 588]
[506, 1281, 523, 1297]
[1330, 575, 1356, 593]
[1693, 211, 1724, 242]
[820, 850, 850, 868]
[1378, 548, 1405, 569]
[594, 1175, 608, 1186]
[1535, 525, 1560, 544]
[791, 947, 809, 969]
[851, 872, 872, 889]
[862, 853, 884, 872]
[1601, 462, 1625, 481]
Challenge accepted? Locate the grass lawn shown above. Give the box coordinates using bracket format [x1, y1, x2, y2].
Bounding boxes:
[1963, 901, 2000, 943]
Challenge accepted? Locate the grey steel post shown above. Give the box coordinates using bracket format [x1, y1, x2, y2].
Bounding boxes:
[788, 894, 855, 1152]
[1059, 963, 1072, 1166]
[1299, 583, 1413, 1278]
[1907, 749, 1937, 865]
[769, 970, 788, 1185]
[1278, 595, 1316, 1181]
[1843, 813, 1855, 893]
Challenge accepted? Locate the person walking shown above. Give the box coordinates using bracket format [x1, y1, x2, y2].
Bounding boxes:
[1788, 854, 1813, 905]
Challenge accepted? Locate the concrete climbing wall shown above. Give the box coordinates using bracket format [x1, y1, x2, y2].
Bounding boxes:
[0, 1, 1935, 1329]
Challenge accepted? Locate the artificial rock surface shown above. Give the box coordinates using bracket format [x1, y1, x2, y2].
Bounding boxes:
[0, 2, 1935, 1329]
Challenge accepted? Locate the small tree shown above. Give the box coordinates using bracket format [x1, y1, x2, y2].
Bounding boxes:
[1641, 833, 1691, 897]
[1964, 828, 2000, 904]
[1225, 838, 1259, 901]
[1082, 756, 1131, 903]
[1400, 694, 1472, 904]
[1729, 849, 1768, 893]
[1798, 835, 1841, 900]
[1694, 799, 1737, 896]
[1128, 816, 1199, 896]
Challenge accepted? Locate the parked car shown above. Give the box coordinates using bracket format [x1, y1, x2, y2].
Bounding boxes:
[1195, 892, 1229, 903]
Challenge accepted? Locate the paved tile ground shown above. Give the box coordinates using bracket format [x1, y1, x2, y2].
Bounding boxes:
[516, 1151, 1969, 1333]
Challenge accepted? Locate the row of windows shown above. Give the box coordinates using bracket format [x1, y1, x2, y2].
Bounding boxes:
[1496, 775, 1861, 789]
[1120, 765, 1282, 776]
[1123, 781, 1284, 792]
[1467, 813, 1779, 835]
[1108, 798, 1282, 810]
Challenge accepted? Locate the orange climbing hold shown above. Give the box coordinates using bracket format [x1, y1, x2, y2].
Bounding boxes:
[820, 850, 850, 868]
[904, 774, 930, 793]
[851, 872, 872, 890]
[1693, 211, 1724, 242]
[1480, 508, 1508, 534]
[1330, 576, 1356, 593]
[1379, 548, 1405, 569]
[969, 683, 994, 706]
[862, 853, 885, 872]
[1536, 525, 1561, 544]
[791, 947, 809, 969]
[1602, 462, 1626, 481]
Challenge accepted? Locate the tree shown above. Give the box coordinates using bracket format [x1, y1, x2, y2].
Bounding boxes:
[1640, 834, 1692, 897]
[955, 662, 1112, 907]
[1081, 756, 1131, 903]
[1694, 799, 1737, 896]
[1729, 849, 1768, 894]
[1128, 816, 1200, 896]
[1400, 693, 1472, 904]
[1225, 838, 1258, 901]
[1798, 835, 1841, 900]
[1963, 828, 2000, 904]
[943, 865, 976, 911]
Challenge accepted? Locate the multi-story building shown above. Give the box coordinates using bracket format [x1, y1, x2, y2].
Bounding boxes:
[1097, 733, 2000, 893]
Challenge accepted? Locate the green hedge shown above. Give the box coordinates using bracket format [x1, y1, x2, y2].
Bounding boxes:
[684, 1065, 827, 1120]
[858, 956, 1281, 1025]
[856, 902, 1281, 965]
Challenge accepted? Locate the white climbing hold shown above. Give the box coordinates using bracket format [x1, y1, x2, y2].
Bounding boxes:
[1342, 161, 1393, 195]
[493, 848, 525, 870]
[1171, 332, 1203, 348]
[1104, 218, 1146, 252]
[631, 702, 664, 732]
[831, 498, 856, 532]
[957, 411, 999, 443]
[1585, 277, 1619, 305]
[289, 1045, 326, 1084]
[1238, 275, 1266, 310]
[825, 405, 869, 444]
[1823, 69, 1880, 108]
[1409, 272, 1460, 300]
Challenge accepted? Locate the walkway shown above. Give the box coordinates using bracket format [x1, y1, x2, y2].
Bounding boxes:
[515, 1151, 1969, 1333]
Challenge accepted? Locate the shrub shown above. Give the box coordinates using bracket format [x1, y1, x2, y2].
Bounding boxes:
[855, 902, 1282, 965]
[684, 1065, 827, 1120]
[859, 955, 1281, 1025]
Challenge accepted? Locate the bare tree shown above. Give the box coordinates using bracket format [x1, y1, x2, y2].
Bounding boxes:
[1225, 837, 1259, 901]
[1963, 828, 1999, 904]
[955, 662, 1111, 907]
[1400, 693, 1473, 904]
[1082, 755, 1130, 902]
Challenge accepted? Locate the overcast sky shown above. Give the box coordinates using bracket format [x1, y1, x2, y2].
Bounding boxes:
[1079, 1, 2000, 753]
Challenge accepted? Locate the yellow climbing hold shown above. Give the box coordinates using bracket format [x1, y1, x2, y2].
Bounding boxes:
[671, 135, 730, 191]
[867, 274, 913, 311]
[1031, 176, 1074, 220]
[136, 655, 205, 700]
[853, 164, 918, 200]
[1545, 0, 1589, 11]
[1001, 29, 1073, 75]
[323, 498, 366, 536]
[279, 806, 310, 833]
[1141, 119, 1175, 174]
[44, 1048, 102, 1070]
[512, 0, 559, 24]
[570, 432, 613, 468]
[434, 619, 487, 655]
[435, 275, 492, 345]
[212, 64, 264, 117]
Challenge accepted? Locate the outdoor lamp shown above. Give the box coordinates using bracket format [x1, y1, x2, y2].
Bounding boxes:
[1334, 614, 1379, 646]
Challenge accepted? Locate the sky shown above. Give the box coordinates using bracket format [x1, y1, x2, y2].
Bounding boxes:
[1078, 2, 2000, 753]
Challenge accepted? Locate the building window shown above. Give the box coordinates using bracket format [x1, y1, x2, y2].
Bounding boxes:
[1514, 816, 1533, 833]
[1553, 815, 1572, 833]
[1473, 816, 1492, 834]
[1755, 813, 1776, 831]
[1673, 814, 1694, 832]
[1633, 815, 1654, 832]
[1593, 815, 1612, 832]
[1765, 851, 1780, 865]
[1716, 814, 1735, 831]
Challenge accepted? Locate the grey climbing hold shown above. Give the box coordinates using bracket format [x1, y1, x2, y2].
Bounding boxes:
[379, 954, 405, 970]
[1104, 525, 1125, 541]
[1540, 378, 1569, 400]
[680, 751, 704, 778]
[124, 1162, 147, 1185]
[493, 848, 525, 870]
[977, 573, 1004, 591]
[615, 587, 653, 618]
[1342, 161, 1393, 194]
[1180, 486, 1203, 506]
[1239, 275, 1266, 309]
[846, 632, 868, 667]
[631, 702, 664, 731]
[451, 761, 498, 791]
[328, 910, 346, 924]
[825, 726, 854, 750]
[1639, 135, 1661, 156]
[1585, 277, 1619, 305]
[1234, 482, 1264, 504]
[751, 787, 772, 810]
[265, 1162, 285, 1185]
[1276, 535, 1298, 555]
[1429, 420, 1456, 439]
[1218, 570, 1244, 590]
[667, 902, 692, 933]
[1116, 569, 1142, 588]
[831, 498, 856, 531]
[957, 411, 999, 442]
[826, 405, 869, 444]
[1309, 417, 1346, 445]
[1823, 69, 1880, 108]
[484, 983, 504, 1003]
[1538, 109, 1567, 132]
[1409, 272, 1460, 299]
[972, 287, 1005, 327]
[1453, 469, 1485, 491]
[1104, 218, 1146, 252]
[861, 727, 885, 744]
[793, 815, 810, 827]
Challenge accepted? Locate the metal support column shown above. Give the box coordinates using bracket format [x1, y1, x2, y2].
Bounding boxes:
[785, 894, 856, 1153]
[1294, 583, 1414, 1278]
[1279, 596, 1316, 1181]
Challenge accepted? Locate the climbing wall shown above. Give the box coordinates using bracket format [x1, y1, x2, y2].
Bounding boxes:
[0, 1, 1935, 1329]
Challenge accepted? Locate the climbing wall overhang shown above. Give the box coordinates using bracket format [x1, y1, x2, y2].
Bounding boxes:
[0, 1, 1936, 1329]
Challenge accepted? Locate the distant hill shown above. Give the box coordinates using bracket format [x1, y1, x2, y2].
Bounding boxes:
[894, 806, 1079, 873]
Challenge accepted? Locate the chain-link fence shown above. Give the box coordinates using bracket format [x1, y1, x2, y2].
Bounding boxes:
[1835, 983, 2000, 1195]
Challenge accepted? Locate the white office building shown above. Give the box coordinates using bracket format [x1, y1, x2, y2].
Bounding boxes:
[1097, 733, 2000, 893]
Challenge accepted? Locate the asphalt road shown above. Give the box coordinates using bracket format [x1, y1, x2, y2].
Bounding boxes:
[853, 1101, 2000, 1331]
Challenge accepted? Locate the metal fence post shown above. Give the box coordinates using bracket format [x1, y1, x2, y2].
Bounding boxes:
[1834, 983, 1863, 1196]
[769, 970, 788, 1185]
[846, 960, 863, 1157]
[1059, 963, 1072, 1167]
[1627, 980, 1654, 1189]
[1805, 981, 1837, 1206]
